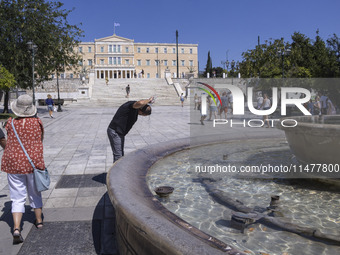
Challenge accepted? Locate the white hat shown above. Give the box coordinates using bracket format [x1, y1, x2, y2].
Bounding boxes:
[11, 94, 37, 117]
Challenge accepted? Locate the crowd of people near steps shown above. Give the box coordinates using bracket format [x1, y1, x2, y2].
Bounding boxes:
[194, 91, 234, 125]
[194, 90, 338, 126]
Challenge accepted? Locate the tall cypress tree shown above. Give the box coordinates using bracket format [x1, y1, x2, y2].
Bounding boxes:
[204, 51, 212, 77]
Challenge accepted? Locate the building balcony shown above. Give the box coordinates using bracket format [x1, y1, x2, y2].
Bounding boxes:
[94, 64, 135, 69]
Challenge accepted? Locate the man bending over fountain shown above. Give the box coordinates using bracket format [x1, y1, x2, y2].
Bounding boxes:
[107, 97, 153, 162]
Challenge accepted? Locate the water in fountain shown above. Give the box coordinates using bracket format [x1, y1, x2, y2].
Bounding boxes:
[147, 139, 340, 255]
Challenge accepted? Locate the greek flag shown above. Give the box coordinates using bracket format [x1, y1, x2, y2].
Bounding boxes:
[114, 23, 120, 27]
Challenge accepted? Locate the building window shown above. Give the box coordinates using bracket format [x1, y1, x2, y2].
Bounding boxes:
[155, 47, 158, 53]
[137, 59, 141, 66]
[100, 59, 104, 65]
[125, 59, 129, 65]
[181, 60, 185, 66]
[147, 73, 150, 78]
[100, 46, 104, 53]
[181, 48, 184, 54]
[155, 60, 159, 66]
[164, 48, 167, 53]
[113, 45, 117, 53]
[70, 73, 73, 79]
[78, 60, 82, 65]
[79, 47, 83, 53]
[137, 47, 141, 53]
[146, 59, 150, 66]
[114, 57, 117, 65]
[146, 47, 150, 53]
[189, 60, 193, 66]
[118, 45, 121, 53]
[164, 60, 168, 66]
[190, 48, 193, 54]
[172, 60, 176, 66]
[156, 73, 159, 78]
[88, 47, 92, 53]
[125, 47, 129, 53]
[173, 48, 176, 54]
[109, 45, 112, 53]
[118, 57, 121, 65]
[88, 59, 92, 66]
[109, 57, 113, 65]
[61, 73, 64, 79]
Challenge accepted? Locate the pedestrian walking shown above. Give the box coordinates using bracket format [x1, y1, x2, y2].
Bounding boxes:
[260, 93, 271, 128]
[0, 128, 6, 149]
[180, 93, 185, 107]
[327, 98, 336, 115]
[319, 92, 328, 115]
[257, 93, 264, 110]
[208, 96, 218, 121]
[219, 91, 229, 119]
[45, 94, 54, 118]
[126, 84, 130, 98]
[228, 91, 233, 115]
[194, 93, 198, 110]
[2, 94, 45, 244]
[107, 97, 154, 162]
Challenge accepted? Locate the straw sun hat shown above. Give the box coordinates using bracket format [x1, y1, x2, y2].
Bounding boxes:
[11, 94, 37, 117]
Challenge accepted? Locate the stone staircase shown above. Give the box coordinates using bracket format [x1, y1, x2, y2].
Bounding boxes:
[90, 78, 181, 106]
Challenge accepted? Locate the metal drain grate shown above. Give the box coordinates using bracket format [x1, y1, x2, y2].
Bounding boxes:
[55, 173, 107, 189]
[18, 221, 101, 255]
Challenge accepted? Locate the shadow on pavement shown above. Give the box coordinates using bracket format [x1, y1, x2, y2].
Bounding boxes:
[0, 201, 36, 234]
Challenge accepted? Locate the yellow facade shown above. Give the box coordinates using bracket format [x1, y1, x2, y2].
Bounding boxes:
[70, 34, 198, 80]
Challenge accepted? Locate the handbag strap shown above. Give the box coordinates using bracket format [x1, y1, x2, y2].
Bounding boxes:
[11, 119, 36, 169]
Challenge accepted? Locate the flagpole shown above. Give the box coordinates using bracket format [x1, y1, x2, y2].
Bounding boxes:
[114, 21, 115, 35]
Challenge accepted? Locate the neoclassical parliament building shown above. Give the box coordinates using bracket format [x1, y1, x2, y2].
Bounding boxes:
[71, 34, 198, 80]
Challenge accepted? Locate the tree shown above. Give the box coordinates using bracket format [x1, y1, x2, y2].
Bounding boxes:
[240, 31, 340, 79]
[0, 65, 16, 91]
[0, 65, 16, 112]
[211, 67, 224, 78]
[240, 38, 287, 79]
[204, 51, 213, 77]
[0, 0, 83, 109]
[240, 31, 340, 107]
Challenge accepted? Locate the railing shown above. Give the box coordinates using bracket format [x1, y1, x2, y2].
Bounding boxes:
[94, 64, 135, 68]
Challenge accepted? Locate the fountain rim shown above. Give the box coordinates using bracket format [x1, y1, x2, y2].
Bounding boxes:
[277, 114, 340, 131]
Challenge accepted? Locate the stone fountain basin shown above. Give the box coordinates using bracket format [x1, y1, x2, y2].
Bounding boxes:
[277, 115, 340, 164]
[106, 132, 279, 255]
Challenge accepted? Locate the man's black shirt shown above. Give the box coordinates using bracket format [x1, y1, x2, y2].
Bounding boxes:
[108, 101, 138, 136]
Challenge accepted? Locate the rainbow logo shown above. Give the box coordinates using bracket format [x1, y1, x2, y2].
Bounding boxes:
[197, 82, 222, 106]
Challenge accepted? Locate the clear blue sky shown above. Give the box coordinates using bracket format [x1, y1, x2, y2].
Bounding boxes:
[59, 0, 340, 71]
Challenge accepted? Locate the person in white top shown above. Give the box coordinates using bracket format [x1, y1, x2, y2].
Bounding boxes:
[318, 92, 328, 115]
[219, 91, 229, 119]
[257, 94, 264, 110]
[228, 91, 233, 115]
[260, 94, 271, 128]
[327, 98, 337, 115]
[208, 96, 218, 121]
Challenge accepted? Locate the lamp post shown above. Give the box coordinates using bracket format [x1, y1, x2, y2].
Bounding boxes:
[27, 41, 37, 104]
[56, 69, 62, 112]
[55, 47, 65, 112]
[225, 60, 229, 77]
[277, 48, 291, 78]
[236, 61, 240, 79]
[231, 60, 235, 84]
